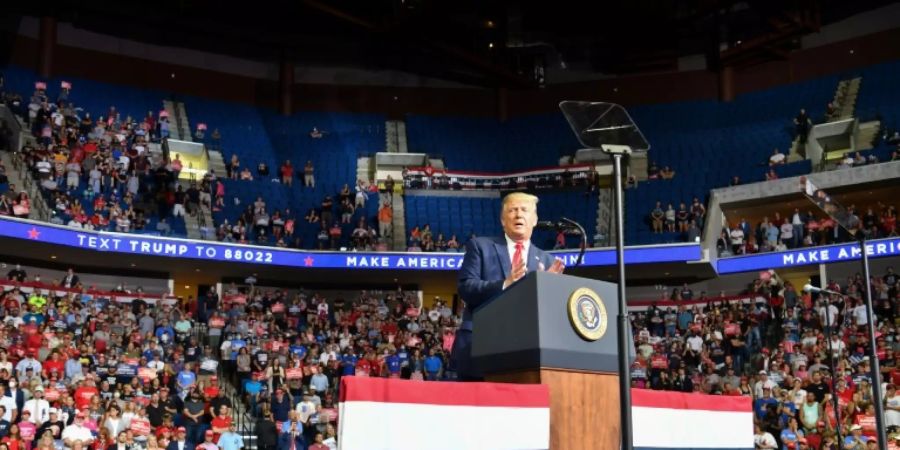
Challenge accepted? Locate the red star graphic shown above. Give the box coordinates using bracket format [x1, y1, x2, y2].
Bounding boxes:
[303, 256, 314, 267]
[27, 227, 41, 240]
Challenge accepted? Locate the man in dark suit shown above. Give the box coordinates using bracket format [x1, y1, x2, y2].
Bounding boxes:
[452, 192, 565, 380]
[5, 380, 24, 422]
[61, 268, 79, 289]
[165, 427, 195, 450]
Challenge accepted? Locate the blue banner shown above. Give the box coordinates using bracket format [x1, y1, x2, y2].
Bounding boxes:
[716, 237, 900, 274]
[0, 217, 702, 270]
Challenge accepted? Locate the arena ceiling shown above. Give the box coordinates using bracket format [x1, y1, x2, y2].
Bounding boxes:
[9, 0, 896, 88]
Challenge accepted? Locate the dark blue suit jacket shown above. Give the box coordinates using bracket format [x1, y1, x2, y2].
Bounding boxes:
[5, 390, 23, 418]
[165, 441, 195, 450]
[452, 236, 556, 379]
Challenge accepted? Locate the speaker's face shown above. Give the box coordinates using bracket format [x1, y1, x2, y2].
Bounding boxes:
[501, 199, 537, 242]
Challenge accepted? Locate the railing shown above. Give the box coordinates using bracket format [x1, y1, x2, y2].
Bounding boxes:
[10, 151, 51, 221]
[0, 106, 23, 153]
[0, 279, 175, 303]
[401, 164, 596, 191]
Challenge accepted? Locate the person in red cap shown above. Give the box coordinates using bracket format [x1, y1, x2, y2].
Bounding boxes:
[61, 411, 94, 447]
[195, 430, 217, 450]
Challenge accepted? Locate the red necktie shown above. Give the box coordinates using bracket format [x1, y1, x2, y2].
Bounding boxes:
[512, 242, 524, 268]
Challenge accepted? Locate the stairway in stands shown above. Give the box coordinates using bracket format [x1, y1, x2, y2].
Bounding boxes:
[169, 101, 217, 240]
[833, 77, 861, 121]
[386, 119, 408, 250]
[0, 112, 51, 221]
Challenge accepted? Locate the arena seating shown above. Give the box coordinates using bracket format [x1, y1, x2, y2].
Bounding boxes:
[404, 189, 598, 249]
[402, 73, 835, 246]
[405, 114, 580, 171]
[189, 105, 385, 248]
[855, 59, 900, 162]
[5, 60, 893, 250]
[622, 75, 835, 244]
[404, 196, 502, 245]
[2, 65, 189, 236]
[2, 65, 165, 122]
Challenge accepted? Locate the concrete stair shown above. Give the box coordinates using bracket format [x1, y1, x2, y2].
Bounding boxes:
[397, 121, 408, 153]
[787, 136, 805, 163]
[174, 102, 192, 140]
[162, 100, 181, 140]
[2, 127, 52, 221]
[829, 77, 861, 122]
[385, 121, 399, 153]
[357, 156, 372, 184]
[176, 179, 214, 240]
[208, 150, 228, 179]
[390, 192, 406, 250]
[856, 120, 881, 152]
[162, 100, 192, 141]
[1, 150, 51, 221]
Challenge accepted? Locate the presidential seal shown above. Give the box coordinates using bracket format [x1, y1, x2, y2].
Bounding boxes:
[567, 287, 608, 341]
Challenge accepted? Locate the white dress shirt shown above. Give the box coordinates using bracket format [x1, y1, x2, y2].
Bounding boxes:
[504, 234, 531, 266]
[23, 397, 49, 424]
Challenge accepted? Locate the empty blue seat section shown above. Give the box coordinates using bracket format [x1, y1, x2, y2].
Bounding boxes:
[403, 196, 502, 245]
[855, 60, 900, 157]
[404, 114, 580, 171]
[622, 74, 836, 245]
[403, 192, 597, 250]
[186, 101, 386, 248]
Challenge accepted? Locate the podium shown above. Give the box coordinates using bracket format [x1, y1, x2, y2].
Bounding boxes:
[472, 271, 630, 450]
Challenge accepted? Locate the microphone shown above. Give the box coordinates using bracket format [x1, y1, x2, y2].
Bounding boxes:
[803, 284, 841, 295]
[535, 220, 567, 230]
[535, 219, 583, 234]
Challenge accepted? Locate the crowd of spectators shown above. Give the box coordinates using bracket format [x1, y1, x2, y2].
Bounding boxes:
[405, 225, 460, 252]
[4, 234, 900, 450]
[834, 152, 892, 170]
[214, 180, 383, 251]
[201, 120, 388, 251]
[206, 280, 459, 450]
[1, 81, 195, 236]
[631, 267, 900, 449]
[648, 198, 707, 242]
[719, 202, 898, 257]
[0, 257, 467, 450]
[647, 162, 676, 181]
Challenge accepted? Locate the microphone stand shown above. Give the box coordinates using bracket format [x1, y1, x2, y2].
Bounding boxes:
[561, 217, 586, 267]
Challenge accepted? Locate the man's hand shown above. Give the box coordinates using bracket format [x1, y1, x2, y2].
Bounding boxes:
[503, 259, 527, 289]
[546, 258, 565, 274]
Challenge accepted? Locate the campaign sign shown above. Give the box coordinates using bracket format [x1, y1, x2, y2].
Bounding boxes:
[0, 216, 701, 271]
[717, 237, 900, 274]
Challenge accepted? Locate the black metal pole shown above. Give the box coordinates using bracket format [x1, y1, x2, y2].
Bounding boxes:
[860, 237, 888, 450]
[612, 152, 633, 450]
[821, 294, 842, 442]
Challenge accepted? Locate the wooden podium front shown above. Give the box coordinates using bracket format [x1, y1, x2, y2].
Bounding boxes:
[487, 368, 620, 450]
[471, 272, 630, 450]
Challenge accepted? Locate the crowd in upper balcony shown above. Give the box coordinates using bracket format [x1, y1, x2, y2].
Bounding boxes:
[719, 202, 898, 257]
[0, 80, 195, 236]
